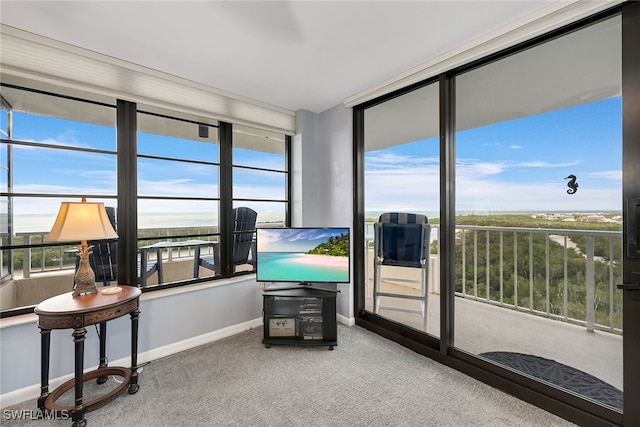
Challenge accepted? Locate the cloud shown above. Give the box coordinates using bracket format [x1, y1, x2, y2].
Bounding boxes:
[365, 152, 438, 170]
[456, 160, 505, 176]
[15, 134, 97, 150]
[589, 170, 622, 181]
[517, 160, 580, 168]
[364, 154, 620, 213]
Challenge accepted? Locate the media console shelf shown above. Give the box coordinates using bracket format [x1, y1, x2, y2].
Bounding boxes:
[262, 285, 339, 350]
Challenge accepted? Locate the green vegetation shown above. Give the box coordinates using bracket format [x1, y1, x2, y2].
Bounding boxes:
[307, 233, 349, 257]
[366, 213, 623, 329]
[454, 215, 623, 329]
[455, 213, 620, 231]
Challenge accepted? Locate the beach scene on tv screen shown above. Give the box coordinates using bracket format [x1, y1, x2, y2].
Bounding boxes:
[257, 228, 350, 283]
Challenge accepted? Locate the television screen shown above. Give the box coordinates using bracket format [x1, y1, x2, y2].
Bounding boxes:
[256, 227, 350, 283]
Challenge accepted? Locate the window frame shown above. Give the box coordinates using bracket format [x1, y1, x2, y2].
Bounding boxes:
[352, 5, 626, 426]
[0, 85, 291, 317]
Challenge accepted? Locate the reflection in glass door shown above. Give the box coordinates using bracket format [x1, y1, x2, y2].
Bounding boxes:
[363, 82, 441, 337]
[454, 16, 623, 411]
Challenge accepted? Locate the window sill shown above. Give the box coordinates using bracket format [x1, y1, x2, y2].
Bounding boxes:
[0, 274, 258, 329]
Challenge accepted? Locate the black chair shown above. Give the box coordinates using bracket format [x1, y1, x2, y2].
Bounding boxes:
[138, 243, 164, 287]
[88, 206, 118, 286]
[76, 206, 161, 288]
[373, 212, 431, 331]
[194, 207, 257, 277]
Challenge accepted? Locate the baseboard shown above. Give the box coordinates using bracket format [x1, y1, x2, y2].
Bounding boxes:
[133, 317, 263, 365]
[337, 313, 355, 326]
[0, 317, 263, 409]
[0, 315, 353, 408]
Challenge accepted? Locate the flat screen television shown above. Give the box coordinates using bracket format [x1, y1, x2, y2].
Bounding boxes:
[256, 227, 350, 284]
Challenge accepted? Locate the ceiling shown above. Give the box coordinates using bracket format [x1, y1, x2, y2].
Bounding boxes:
[0, 0, 563, 114]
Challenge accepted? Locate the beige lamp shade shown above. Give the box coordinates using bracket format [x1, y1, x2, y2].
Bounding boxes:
[46, 200, 118, 243]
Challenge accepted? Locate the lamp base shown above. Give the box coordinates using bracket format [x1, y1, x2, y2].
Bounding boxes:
[73, 284, 98, 297]
[73, 244, 97, 297]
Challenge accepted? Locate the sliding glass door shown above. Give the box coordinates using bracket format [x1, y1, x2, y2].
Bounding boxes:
[454, 15, 624, 411]
[355, 5, 640, 424]
[362, 82, 441, 337]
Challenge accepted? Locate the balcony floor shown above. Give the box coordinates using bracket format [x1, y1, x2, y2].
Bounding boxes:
[367, 282, 623, 392]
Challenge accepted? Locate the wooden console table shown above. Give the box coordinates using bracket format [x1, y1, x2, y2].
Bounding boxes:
[35, 286, 141, 427]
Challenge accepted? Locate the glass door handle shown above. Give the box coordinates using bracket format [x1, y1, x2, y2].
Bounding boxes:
[617, 284, 640, 290]
[628, 198, 640, 258]
[617, 272, 640, 300]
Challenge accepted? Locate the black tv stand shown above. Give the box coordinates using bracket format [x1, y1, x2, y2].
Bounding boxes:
[265, 282, 341, 294]
[262, 285, 339, 350]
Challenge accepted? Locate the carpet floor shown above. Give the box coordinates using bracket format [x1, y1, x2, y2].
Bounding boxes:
[3, 325, 577, 426]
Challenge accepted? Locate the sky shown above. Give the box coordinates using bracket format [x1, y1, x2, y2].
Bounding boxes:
[256, 228, 349, 253]
[365, 96, 622, 216]
[8, 112, 287, 230]
[5, 95, 623, 232]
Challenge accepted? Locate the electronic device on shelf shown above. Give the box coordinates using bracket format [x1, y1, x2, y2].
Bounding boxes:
[256, 227, 349, 293]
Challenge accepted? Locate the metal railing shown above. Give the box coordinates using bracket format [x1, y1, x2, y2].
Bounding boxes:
[366, 221, 623, 334]
[13, 223, 624, 334]
[11, 228, 217, 279]
[456, 225, 622, 333]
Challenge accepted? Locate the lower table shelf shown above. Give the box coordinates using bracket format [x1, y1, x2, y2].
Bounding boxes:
[45, 367, 133, 414]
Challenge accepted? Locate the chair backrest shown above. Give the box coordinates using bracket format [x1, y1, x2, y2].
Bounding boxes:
[232, 207, 257, 265]
[375, 212, 430, 268]
[378, 212, 428, 225]
[89, 206, 118, 283]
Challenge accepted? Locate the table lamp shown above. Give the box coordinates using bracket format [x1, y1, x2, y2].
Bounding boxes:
[45, 198, 118, 297]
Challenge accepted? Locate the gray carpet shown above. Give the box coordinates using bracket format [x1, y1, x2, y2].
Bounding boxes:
[3, 325, 575, 426]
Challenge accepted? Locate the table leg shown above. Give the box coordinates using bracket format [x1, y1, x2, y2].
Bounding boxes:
[140, 252, 148, 287]
[193, 245, 201, 278]
[97, 321, 108, 384]
[72, 326, 87, 427]
[156, 248, 164, 284]
[37, 328, 51, 410]
[128, 308, 140, 394]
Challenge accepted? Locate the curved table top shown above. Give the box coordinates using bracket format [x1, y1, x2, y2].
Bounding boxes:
[35, 286, 141, 329]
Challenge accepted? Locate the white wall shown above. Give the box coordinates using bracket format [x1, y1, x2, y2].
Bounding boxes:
[1, 104, 355, 405]
[292, 104, 354, 320]
[0, 278, 263, 406]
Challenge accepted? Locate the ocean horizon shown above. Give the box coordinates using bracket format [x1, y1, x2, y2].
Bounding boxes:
[5, 209, 622, 234]
[7, 211, 286, 234]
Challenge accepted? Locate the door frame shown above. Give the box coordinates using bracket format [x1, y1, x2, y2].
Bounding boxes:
[621, 2, 640, 425]
[354, 3, 639, 426]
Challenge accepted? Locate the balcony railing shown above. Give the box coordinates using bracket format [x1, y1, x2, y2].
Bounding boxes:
[366, 221, 623, 334]
[9, 224, 624, 334]
[456, 225, 622, 333]
[10, 228, 217, 279]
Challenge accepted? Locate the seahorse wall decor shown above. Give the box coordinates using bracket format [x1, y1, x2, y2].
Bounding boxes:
[565, 174, 579, 194]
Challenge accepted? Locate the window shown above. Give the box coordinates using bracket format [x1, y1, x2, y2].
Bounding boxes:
[1, 96, 10, 282]
[0, 83, 117, 313]
[0, 83, 291, 316]
[137, 107, 220, 284]
[232, 124, 288, 222]
[232, 125, 289, 273]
